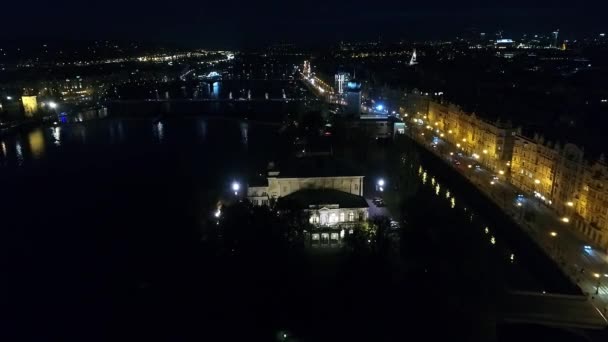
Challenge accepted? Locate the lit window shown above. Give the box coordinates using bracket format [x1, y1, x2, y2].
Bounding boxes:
[329, 213, 338, 223]
[340, 212, 345, 222]
[348, 212, 354, 222]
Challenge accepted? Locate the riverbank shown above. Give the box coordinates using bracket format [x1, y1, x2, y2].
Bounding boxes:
[406, 125, 608, 318]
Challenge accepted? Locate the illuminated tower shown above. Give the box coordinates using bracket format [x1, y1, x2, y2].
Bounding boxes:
[334, 72, 350, 94]
[345, 80, 362, 116]
[552, 30, 559, 48]
[409, 49, 418, 66]
[303, 60, 311, 77]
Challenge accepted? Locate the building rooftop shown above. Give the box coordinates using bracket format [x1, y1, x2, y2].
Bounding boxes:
[273, 156, 362, 178]
[277, 189, 368, 209]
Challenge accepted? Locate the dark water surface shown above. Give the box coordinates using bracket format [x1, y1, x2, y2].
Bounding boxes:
[2, 116, 583, 341]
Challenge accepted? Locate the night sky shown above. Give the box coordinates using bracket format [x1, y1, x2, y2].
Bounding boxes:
[1, 1, 606, 48]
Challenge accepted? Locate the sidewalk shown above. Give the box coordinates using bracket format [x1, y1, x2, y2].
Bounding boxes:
[406, 127, 608, 317]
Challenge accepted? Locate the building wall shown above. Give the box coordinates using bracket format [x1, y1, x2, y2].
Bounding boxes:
[267, 176, 364, 198]
[511, 134, 558, 201]
[307, 207, 368, 226]
[576, 160, 608, 249]
[346, 90, 361, 116]
[247, 176, 365, 205]
[425, 100, 516, 172]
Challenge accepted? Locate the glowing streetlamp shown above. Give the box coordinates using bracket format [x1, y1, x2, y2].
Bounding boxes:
[534, 179, 541, 184]
[231, 181, 240, 195]
[550, 231, 558, 237]
[566, 201, 574, 207]
[561, 217, 570, 223]
[48, 101, 58, 109]
[377, 178, 385, 192]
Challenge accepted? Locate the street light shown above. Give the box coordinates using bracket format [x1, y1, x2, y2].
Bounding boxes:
[6, 96, 12, 100]
[561, 217, 570, 223]
[534, 179, 541, 184]
[550, 231, 558, 237]
[48, 101, 58, 109]
[232, 181, 240, 195]
[566, 201, 574, 207]
[594, 273, 602, 295]
[377, 178, 385, 192]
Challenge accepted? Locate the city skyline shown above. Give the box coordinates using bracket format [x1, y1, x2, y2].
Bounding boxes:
[0, 2, 607, 47]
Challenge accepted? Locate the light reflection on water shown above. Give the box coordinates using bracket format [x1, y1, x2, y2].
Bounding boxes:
[27, 129, 45, 159]
[15, 141, 24, 166]
[1, 118, 271, 168]
[154, 122, 165, 142]
[414, 163, 537, 291]
[52, 127, 61, 146]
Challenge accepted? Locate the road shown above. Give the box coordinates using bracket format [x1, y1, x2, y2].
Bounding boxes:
[409, 125, 608, 318]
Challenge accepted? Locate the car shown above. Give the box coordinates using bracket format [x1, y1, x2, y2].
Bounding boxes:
[373, 198, 386, 207]
[517, 193, 524, 199]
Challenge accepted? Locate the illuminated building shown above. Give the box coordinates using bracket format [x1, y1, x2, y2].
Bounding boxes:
[345, 80, 362, 116]
[552, 30, 559, 48]
[247, 157, 368, 247]
[511, 134, 558, 201]
[334, 72, 350, 94]
[21, 96, 38, 117]
[552, 144, 585, 216]
[575, 157, 608, 249]
[426, 100, 517, 171]
[511, 134, 586, 212]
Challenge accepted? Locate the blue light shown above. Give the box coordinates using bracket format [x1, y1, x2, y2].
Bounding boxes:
[584, 245, 592, 250]
[376, 104, 384, 111]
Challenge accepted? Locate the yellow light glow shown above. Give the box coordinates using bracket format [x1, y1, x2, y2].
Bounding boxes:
[534, 179, 541, 184]
[499, 170, 505, 175]
[561, 217, 570, 223]
[483, 149, 488, 154]
[550, 231, 557, 237]
[27, 129, 45, 158]
[21, 96, 38, 117]
[594, 273, 601, 278]
[456, 143, 461, 147]
[566, 201, 574, 207]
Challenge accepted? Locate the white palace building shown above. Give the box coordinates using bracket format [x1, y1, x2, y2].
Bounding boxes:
[247, 157, 369, 247]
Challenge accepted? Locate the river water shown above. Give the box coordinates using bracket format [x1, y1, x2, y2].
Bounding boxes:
[1, 107, 581, 340]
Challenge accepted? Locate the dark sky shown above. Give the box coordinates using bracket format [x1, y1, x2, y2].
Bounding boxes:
[1, 1, 606, 48]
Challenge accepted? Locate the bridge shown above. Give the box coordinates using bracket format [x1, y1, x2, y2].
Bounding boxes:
[500, 291, 607, 330]
[106, 97, 319, 104]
